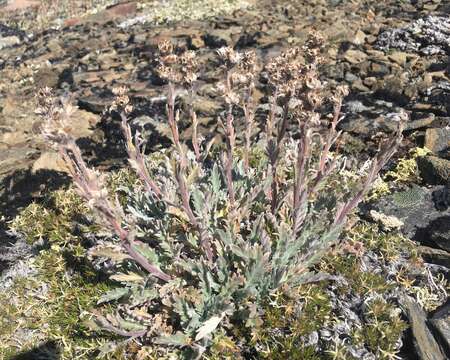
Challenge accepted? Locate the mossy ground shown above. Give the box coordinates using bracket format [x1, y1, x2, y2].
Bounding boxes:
[1, 169, 445, 359]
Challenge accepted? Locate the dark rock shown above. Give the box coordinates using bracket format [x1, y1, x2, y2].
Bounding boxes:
[417, 156, 450, 185]
[430, 301, 450, 356]
[57, 68, 75, 89]
[0, 23, 26, 39]
[400, 295, 446, 360]
[203, 29, 232, 48]
[368, 185, 450, 249]
[418, 246, 450, 268]
[405, 112, 436, 131]
[374, 75, 410, 106]
[78, 95, 113, 114]
[339, 102, 404, 135]
[425, 128, 450, 156]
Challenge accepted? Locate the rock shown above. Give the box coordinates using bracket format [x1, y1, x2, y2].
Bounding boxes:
[32, 152, 67, 174]
[369, 210, 404, 230]
[417, 156, 450, 185]
[369, 62, 390, 76]
[430, 301, 450, 356]
[78, 95, 113, 114]
[424, 128, 450, 155]
[363, 76, 377, 87]
[400, 295, 446, 360]
[189, 34, 205, 49]
[418, 246, 450, 268]
[104, 2, 137, 18]
[3, 0, 39, 12]
[343, 49, 368, 64]
[33, 66, 60, 89]
[351, 30, 366, 45]
[203, 29, 232, 48]
[344, 72, 359, 82]
[405, 112, 436, 131]
[0, 23, 25, 39]
[388, 51, 408, 66]
[0, 35, 20, 50]
[0, 147, 37, 177]
[339, 106, 404, 135]
[368, 185, 450, 249]
[425, 216, 450, 252]
[0, 131, 28, 147]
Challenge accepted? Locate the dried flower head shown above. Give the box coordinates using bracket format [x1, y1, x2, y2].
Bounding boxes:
[158, 40, 174, 57]
[110, 86, 133, 114]
[217, 46, 242, 68]
[303, 31, 326, 65]
[156, 44, 198, 87]
[36, 87, 77, 146]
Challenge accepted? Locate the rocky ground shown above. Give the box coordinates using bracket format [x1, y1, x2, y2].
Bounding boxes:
[0, 0, 449, 359]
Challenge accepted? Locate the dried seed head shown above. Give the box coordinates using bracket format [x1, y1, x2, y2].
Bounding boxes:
[303, 31, 326, 65]
[156, 43, 198, 87]
[240, 50, 257, 73]
[36, 87, 77, 147]
[110, 86, 133, 114]
[217, 46, 242, 68]
[158, 40, 174, 56]
[179, 50, 198, 86]
[266, 47, 305, 98]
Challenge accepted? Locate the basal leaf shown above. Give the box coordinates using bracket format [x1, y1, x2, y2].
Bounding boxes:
[97, 287, 130, 305]
[195, 313, 225, 341]
[154, 332, 191, 346]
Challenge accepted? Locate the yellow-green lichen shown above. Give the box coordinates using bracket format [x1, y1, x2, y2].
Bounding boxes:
[386, 147, 431, 184]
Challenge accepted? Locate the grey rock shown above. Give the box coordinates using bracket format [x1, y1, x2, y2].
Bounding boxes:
[400, 294, 446, 360]
[418, 246, 450, 268]
[368, 186, 450, 249]
[405, 113, 436, 131]
[430, 301, 450, 356]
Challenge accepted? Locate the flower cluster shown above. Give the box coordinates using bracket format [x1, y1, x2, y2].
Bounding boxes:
[156, 40, 199, 87]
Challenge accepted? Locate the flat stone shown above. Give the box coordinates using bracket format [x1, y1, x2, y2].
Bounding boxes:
[405, 113, 436, 131]
[3, 0, 39, 12]
[425, 128, 450, 155]
[400, 295, 446, 360]
[418, 246, 450, 268]
[351, 30, 366, 45]
[430, 302, 450, 355]
[343, 49, 368, 64]
[388, 51, 408, 66]
[0, 35, 20, 50]
[368, 185, 450, 249]
[32, 151, 67, 174]
[105, 2, 137, 18]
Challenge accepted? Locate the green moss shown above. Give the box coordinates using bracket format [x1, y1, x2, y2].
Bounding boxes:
[248, 285, 332, 359]
[0, 247, 114, 359]
[10, 188, 89, 245]
[352, 298, 407, 359]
